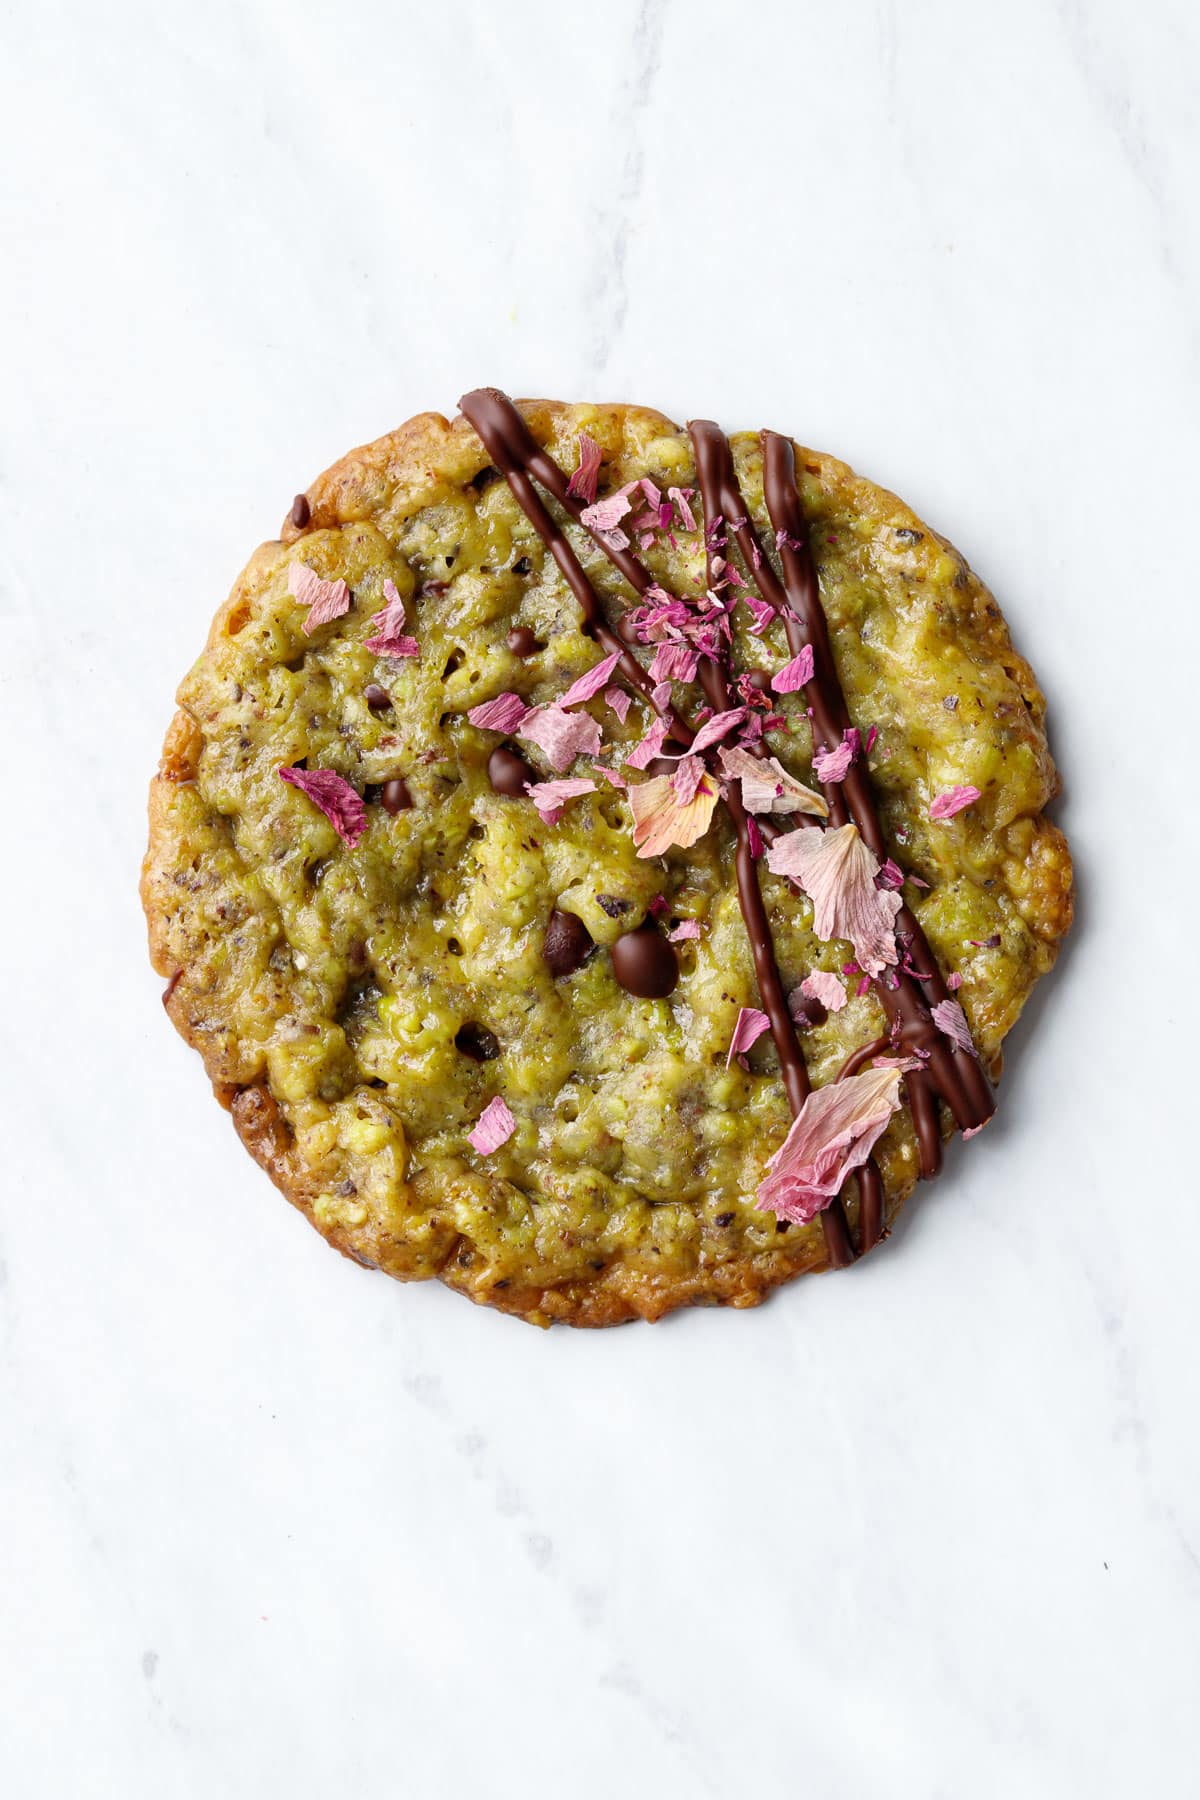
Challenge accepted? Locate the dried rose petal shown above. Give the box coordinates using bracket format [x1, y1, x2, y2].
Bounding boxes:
[580, 492, 632, 534]
[468, 1095, 516, 1155]
[559, 649, 622, 708]
[771, 646, 815, 693]
[671, 755, 708, 804]
[629, 770, 720, 857]
[624, 719, 670, 770]
[651, 681, 673, 710]
[743, 593, 777, 636]
[689, 707, 748, 755]
[756, 1063, 908, 1224]
[813, 738, 855, 783]
[604, 686, 631, 724]
[290, 562, 351, 635]
[800, 970, 847, 1013]
[518, 705, 603, 773]
[946, 971, 964, 991]
[718, 746, 828, 818]
[667, 919, 702, 942]
[363, 578, 419, 658]
[765, 822, 902, 976]
[524, 776, 596, 825]
[593, 764, 628, 790]
[566, 432, 603, 503]
[929, 784, 982, 821]
[726, 1006, 771, 1067]
[746, 815, 764, 860]
[278, 766, 366, 846]
[931, 997, 977, 1056]
[876, 858, 905, 891]
[467, 691, 531, 733]
[668, 486, 697, 531]
[649, 641, 699, 685]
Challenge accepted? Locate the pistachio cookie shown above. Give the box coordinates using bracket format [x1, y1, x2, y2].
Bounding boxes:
[141, 391, 1072, 1326]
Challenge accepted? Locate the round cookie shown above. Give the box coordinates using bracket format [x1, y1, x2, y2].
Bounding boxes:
[141, 393, 1073, 1326]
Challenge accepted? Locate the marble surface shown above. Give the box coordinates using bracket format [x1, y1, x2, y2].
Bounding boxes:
[2, 1, 1198, 1793]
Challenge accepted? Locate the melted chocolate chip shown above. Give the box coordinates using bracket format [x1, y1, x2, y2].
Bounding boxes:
[290, 493, 310, 529]
[487, 745, 533, 796]
[507, 626, 539, 658]
[596, 894, 632, 918]
[511, 556, 533, 577]
[364, 682, 391, 712]
[455, 1022, 500, 1061]
[714, 1211, 735, 1228]
[611, 924, 678, 998]
[469, 465, 501, 492]
[381, 778, 412, 813]
[543, 909, 594, 978]
[745, 669, 771, 693]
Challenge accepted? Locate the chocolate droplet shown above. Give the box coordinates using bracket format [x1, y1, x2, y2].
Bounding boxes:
[543, 909, 594, 978]
[290, 493, 310, 529]
[455, 1022, 500, 1061]
[488, 745, 533, 796]
[611, 924, 678, 999]
[511, 556, 533, 577]
[507, 626, 539, 658]
[381, 778, 412, 813]
[364, 682, 392, 712]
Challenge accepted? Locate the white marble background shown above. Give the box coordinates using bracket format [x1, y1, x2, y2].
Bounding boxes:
[2, 1, 1197, 1794]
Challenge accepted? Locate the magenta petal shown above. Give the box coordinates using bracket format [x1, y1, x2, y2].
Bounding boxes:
[468, 1095, 517, 1155]
[278, 766, 366, 846]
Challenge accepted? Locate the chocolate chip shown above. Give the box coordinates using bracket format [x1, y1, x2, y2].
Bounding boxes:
[290, 493, 310, 528]
[364, 682, 391, 712]
[895, 527, 923, 544]
[776, 1219, 791, 1233]
[745, 669, 771, 693]
[487, 745, 533, 796]
[469, 465, 501, 492]
[714, 1212, 735, 1228]
[381, 778, 412, 813]
[511, 556, 533, 577]
[596, 894, 632, 918]
[455, 1022, 500, 1061]
[507, 626, 539, 657]
[543, 909, 594, 978]
[611, 924, 678, 998]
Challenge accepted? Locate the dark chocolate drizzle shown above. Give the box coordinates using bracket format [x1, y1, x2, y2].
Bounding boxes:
[458, 388, 993, 1265]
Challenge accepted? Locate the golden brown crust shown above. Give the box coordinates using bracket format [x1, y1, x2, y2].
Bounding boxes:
[143, 397, 1072, 1326]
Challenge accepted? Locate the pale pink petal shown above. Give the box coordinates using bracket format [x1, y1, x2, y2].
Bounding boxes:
[604, 685, 631, 723]
[813, 739, 855, 783]
[756, 1064, 907, 1223]
[580, 492, 632, 533]
[637, 477, 662, 509]
[594, 763, 628, 789]
[800, 970, 847, 1013]
[929, 784, 982, 821]
[671, 755, 707, 804]
[468, 1095, 517, 1155]
[467, 691, 531, 733]
[363, 580, 420, 656]
[649, 641, 699, 685]
[651, 682, 672, 710]
[718, 746, 828, 818]
[931, 997, 977, 1056]
[290, 562, 351, 635]
[559, 649, 622, 708]
[962, 1122, 987, 1141]
[946, 971, 964, 991]
[629, 771, 720, 857]
[765, 823, 902, 976]
[726, 1006, 771, 1067]
[624, 719, 670, 770]
[565, 432, 603, 503]
[876, 858, 905, 890]
[743, 593, 777, 635]
[771, 646, 814, 693]
[667, 919, 701, 942]
[278, 766, 366, 846]
[668, 486, 697, 531]
[518, 705, 603, 773]
[523, 776, 596, 825]
[689, 707, 748, 755]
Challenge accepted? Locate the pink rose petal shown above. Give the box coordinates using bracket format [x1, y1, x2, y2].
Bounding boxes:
[278, 766, 366, 846]
[743, 593, 777, 636]
[629, 770, 720, 857]
[726, 1006, 771, 1067]
[771, 646, 815, 693]
[467, 691, 532, 733]
[689, 707, 748, 755]
[624, 719, 670, 770]
[668, 486, 697, 531]
[647, 894, 669, 918]
[566, 432, 603, 504]
[290, 562, 351, 635]
[931, 997, 977, 1057]
[671, 755, 708, 804]
[800, 970, 848, 1013]
[876, 858, 905, 891]
[604, 685, 631, 724]
[929, 784, 982, 821]
[594, 763, 628, 790]
[813, 738, 855, 783]
[559, 649, 622, 708]
[765, 823, 902, 976]
[523, 776, 596, 825]
[718, 746, 828, 818]
[363, 578, 419, 658]
[468, 1095, 516, 1155]
[649, 641, 700, 685]
[667, 919, 702, 942]
[756, 1064, 908, 1224]
[746, 815, 764, 860]
[580, 492, 632, 534]
[518, 705, 603, 773]
[946, 971, 964, 991]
